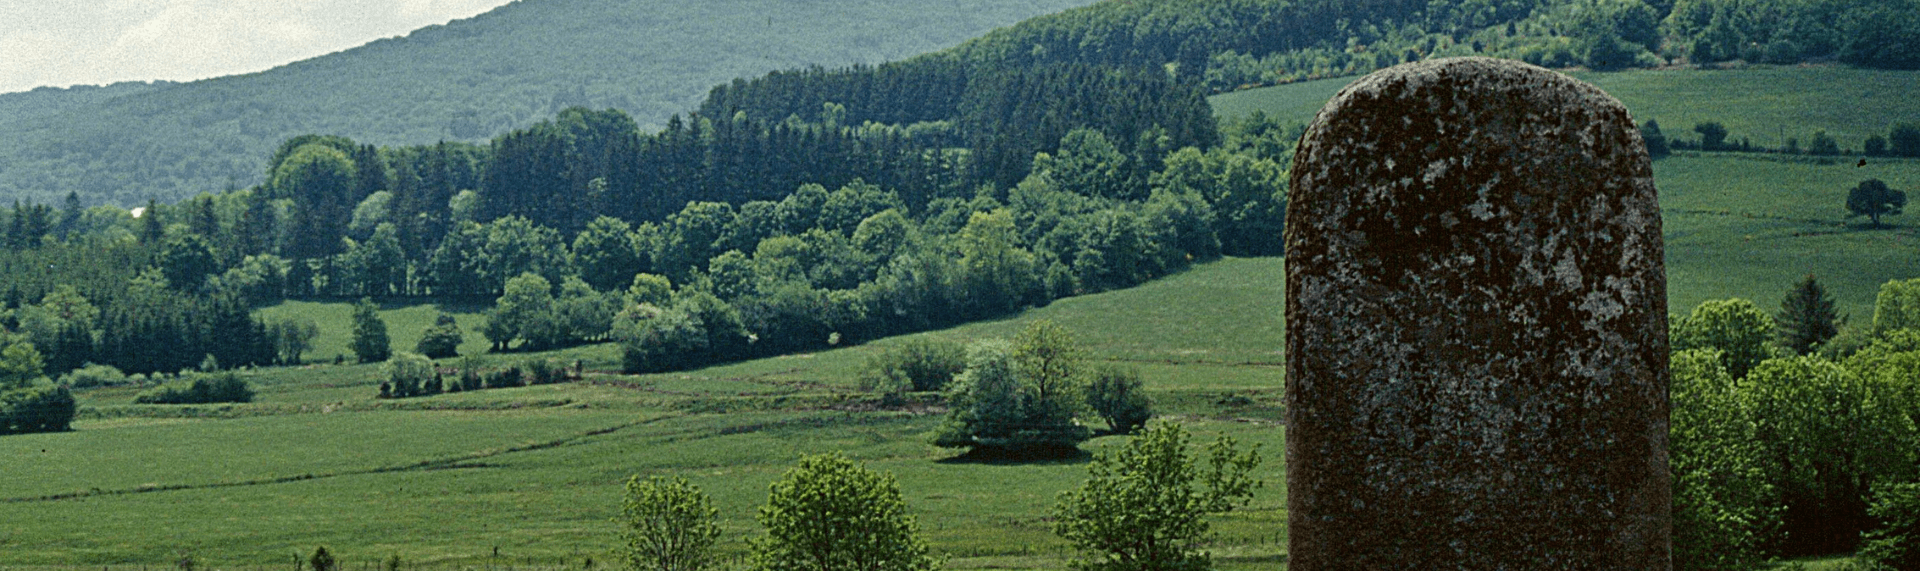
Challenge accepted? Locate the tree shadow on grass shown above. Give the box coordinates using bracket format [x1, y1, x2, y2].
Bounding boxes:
[935, 445, 1092, 466]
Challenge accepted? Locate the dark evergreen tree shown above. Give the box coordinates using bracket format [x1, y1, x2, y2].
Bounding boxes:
[1776, 274, 1840, 356]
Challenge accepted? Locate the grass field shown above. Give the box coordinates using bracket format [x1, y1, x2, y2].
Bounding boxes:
[1212, 65, 1920, 152]
[1, 259, 1291, 570]
[1212, 65, 1920, 321]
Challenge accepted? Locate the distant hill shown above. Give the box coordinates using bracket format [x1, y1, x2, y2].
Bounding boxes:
[0, 0, 1098, 207]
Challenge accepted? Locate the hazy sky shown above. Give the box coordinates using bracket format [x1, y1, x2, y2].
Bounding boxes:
[0, 0, 517, 94]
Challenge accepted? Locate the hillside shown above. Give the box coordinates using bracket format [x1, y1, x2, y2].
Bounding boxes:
[1209, 65, 1920, 319]
[0, 0, 1098, 207]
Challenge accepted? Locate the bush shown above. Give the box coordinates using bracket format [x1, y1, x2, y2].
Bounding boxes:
[932, 329, 1092, 453]
[60, 363, 128, 388]
[483, 366, 524, 389]
[383, 352, 436, 399]
[1085, 365, 1153, 435]
[134, 373, 254, 404]
[1860, 482, 1920, 571]
[1052, 421, 1261, 571]
[858, 338, 966, 394]
[526, 358, 564, 385]
[1669, 350, 1778, 571]
[752, 453, 934, 571]
[416, 313, 464, 359]
[0, 384, 75, 434]
[350, 298, 391, 363]
[616, 475, 721, 571]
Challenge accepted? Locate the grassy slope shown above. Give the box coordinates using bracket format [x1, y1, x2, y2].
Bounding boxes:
[0, 258, 1289, 570]
[1211, 65, 1920, 320]
[0, 0, 1100, 206]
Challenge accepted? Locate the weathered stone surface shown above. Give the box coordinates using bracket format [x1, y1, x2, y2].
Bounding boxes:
[1284, 57, 1670, 569]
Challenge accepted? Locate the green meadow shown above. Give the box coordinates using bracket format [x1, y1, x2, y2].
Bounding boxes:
[1, 259, 1291, 570]
[1212, 64, 1920, 321]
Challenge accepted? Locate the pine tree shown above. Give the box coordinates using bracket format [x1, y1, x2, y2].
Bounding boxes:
[1777, 274, 1839, 355]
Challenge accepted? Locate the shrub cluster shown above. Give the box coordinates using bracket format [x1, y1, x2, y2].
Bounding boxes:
[857, 338, 966, 394]
[134, 372, 254, 405]
[0, 384, 75, 434]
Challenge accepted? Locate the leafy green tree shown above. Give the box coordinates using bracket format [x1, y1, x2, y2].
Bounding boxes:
[751, 453, 934, 571]
[934, 320, 1092, 453]
[416, 313, 464, 359]
[383, 352, 436, 399]
[1672, 298, 1775, 378]
[488, 273, 557, 351]
[615, 304, 707, 373]
[347, 191, 393, 239]
[1859, 482, 1920, 571]
[0, 382, 74, 434]
[616, 475, 722, 571]
[1669, 350, 1778, 571]
[1052, 421, 1261, 571]
[555, 276, 620, 344]
[1694, 122, 1729, 151]
[1848, 178, 1907, 228]
[275, 144, 358, 260]
[1776, 274, 1840, 355]
[956, 209, 1037, 316]
[1086, 365, 1152, 435]
[574, 216, 644, 292]
[627, 273, 673, 307]
[1874, 278, 1920, 334]
[349, 297, 391, 363]
[0, 339, 46, 390]
[1743, 356, 1918, 555]
[268, 317, 321, 365]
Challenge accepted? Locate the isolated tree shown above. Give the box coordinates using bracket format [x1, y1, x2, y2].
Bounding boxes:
[269, 317, 321, 365]
[1086, 365, 1153, 435]
[416, 313, 464, 359]
[384, 352, 435, 398]
[752, 453, 934, 571]
[1672, 298, 1775, 379]
[1848, 178, 1907, 228]
[349, 297, 391, 363]
[617, 475, 722, 571]
[311, 547, 336, 571]
[1694, 122, 1729, 151]
[1640, 120, 1671, 158]
[1053, 421, 1261, 571]
[933, 320, 1093, 453]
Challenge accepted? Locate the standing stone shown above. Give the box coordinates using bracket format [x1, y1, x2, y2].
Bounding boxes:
[1284, 58, 1669, 569]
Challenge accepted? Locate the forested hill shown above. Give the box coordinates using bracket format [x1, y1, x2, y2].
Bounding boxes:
[0, 0, 1099, 207]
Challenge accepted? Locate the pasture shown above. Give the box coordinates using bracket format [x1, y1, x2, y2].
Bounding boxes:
[2, 259, 1291, 570]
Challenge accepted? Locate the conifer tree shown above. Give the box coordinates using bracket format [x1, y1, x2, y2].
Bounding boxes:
[1777, 274, 1839, 355]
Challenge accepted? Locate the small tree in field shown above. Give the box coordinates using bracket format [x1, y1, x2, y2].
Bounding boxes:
[617, 475, 721, 571]
[752, 453, 934, 571]
[1053, 421, 1262, 571]
[350, 298, 391, 363]
[1848, 178, 1907, 228]
[1085, 365, 1152, 435]
[416, 313, 463, 359]
[310, 547, 336, 571]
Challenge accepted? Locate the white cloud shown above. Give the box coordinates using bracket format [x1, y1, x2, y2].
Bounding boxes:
[0, 0, 515, 93]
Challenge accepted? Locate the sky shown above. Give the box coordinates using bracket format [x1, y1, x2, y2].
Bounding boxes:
[0, 0, 518, 94]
